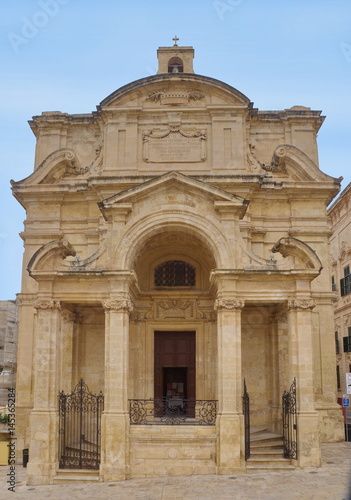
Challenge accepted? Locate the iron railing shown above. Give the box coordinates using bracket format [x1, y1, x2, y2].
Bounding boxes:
[58, 379, 104, 470]
[282, 378, 298, 460]
[128, 398, 217, 425]
[242, 379, 250, 460]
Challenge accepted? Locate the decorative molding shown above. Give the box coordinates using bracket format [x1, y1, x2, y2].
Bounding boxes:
[146, 299, 205, 320]
[146, 88, 205, 105]
[102, 299, 134, 313]
[287, 299, 317, 311]
[214, 298, 245, 311]
[270, 312, 288, 323]
[33, 299, 61, 310]
[129, 311, 145, 323]
[63, 150, 89, 177]
[261, 146, 288, 173]
[61, 310, 77, 323]
[142, 127, 206, 163]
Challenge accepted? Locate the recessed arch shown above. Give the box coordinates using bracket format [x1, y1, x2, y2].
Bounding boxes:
[114, 210, 233, 273]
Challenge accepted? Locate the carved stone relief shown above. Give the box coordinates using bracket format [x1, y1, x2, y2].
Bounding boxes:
[214, 298, 245, 310]
[287, 299, 317, 311]
[143, 126, 206, 163]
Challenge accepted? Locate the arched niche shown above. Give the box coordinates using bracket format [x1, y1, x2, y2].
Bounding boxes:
[168, 57, 184, 73]
[132, 228, 216, 292]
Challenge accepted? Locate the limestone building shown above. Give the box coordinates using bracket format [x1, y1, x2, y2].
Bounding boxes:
[12, 42, 344, 485]
[328, 182, 351, 399]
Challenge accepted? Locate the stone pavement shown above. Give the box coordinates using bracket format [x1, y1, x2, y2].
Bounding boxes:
[0, 442, 350, 500]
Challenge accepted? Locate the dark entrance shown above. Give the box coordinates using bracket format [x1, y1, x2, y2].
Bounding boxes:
[154, 331, 195, 402]
[163, 367, 188, 399]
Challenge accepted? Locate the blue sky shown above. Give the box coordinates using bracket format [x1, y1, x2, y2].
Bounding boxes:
[1, 0, 351, 299]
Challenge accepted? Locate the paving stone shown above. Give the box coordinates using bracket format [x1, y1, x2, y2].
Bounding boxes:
[0, 442, 350, 499]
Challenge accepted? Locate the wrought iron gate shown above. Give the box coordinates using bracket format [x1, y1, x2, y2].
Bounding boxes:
[242, 379, 250, 460]
[58, 379, 104, 469]
[282, 378, 297, 460]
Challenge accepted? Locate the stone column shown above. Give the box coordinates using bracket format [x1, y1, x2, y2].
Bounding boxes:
[100, 295, 133, 481]
[287, 298, 321, 467]
[215, 297, 245, 474]
[27, 299, 61, 485]
[59, 310, 76, 394]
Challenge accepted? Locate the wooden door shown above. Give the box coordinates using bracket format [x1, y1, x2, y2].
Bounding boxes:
[154, 331, 195, 400]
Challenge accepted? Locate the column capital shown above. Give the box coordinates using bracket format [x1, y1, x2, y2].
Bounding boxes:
[102, 298, 134, 313]
[214, 298, 245, 311]
[33, 299, 61, 311]
[61, 309, 77, 323]
[287, 299, 317, 311]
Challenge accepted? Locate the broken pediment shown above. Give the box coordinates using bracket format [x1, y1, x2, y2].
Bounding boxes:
[11, 149, 90, 186]
[272, 236, 322, 271]
[27, 239, 76, 277]
[261, 145, 340, 183]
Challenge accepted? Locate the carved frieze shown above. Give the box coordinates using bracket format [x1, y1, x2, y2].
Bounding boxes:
[287, 299, 317, 311]
[214, 299, 245, 311]
[146, 299, 205, 320]
[143, 127, 206, 163]
[147, 88, 205, 105]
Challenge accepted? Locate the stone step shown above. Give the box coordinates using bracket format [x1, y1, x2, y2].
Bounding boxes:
[53, 469, 100, 484]
[250, 449, 285, 458]
[250, 432, 282, 442]
[250, 426, 268, 435]
[247, 463, 295, 473]
[248, 457, 292, 465]
[250, 439, 284, 449]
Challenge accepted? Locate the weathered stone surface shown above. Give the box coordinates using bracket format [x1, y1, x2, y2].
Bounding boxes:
[12, 43, 343, 485]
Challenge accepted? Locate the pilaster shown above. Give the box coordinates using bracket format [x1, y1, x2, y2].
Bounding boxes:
[215, 296, 245, 473]
[287, 298, 321, 467]
[100, 295, 133, 481]
[27, 299, 61, 485]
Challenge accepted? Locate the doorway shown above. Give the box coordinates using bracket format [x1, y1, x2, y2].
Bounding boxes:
[154, 331, 195, 401]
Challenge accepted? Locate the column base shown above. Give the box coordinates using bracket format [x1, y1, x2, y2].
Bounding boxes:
[100, 412, 128, 481]
[216, 414, 245, 473]
[26, 410, 58, 485]
[316, 403, 345, 442]
[296, 412, 321, 468]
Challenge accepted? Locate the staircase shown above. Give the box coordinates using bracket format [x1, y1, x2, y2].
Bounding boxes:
[246, 426, 295, 473]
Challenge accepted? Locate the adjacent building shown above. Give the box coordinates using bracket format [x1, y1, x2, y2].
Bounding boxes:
[329, 182, 351, 399]
[12, 43, 344, 485]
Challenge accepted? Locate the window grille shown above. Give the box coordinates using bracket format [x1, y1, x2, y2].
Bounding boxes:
[335, 331, 339, 355]
[336, 365, 341, 390]
[154, 260, 195, 287]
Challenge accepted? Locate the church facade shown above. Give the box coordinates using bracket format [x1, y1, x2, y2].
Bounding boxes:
[12, 43, 344, 485]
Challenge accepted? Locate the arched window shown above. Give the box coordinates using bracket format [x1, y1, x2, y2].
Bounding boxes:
[168, 57, 184, 73]
[154, 260, 195, 287]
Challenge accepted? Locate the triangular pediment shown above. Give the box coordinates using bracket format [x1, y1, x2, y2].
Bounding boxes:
[98, 171, 249, 219]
